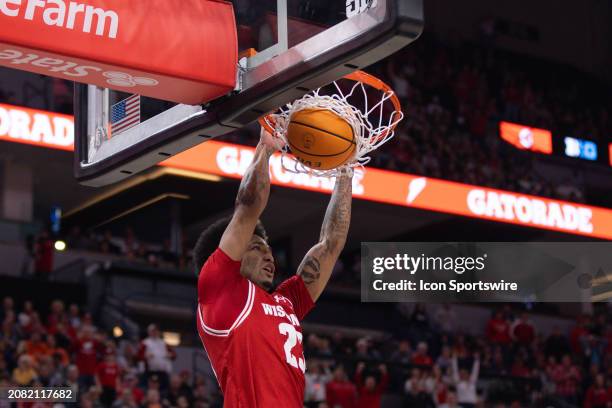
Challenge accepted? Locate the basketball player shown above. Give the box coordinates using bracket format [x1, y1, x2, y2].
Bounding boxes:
[193, 127, 353, 406]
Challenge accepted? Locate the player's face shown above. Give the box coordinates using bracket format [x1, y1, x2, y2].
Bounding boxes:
[240, 235, 275, 291]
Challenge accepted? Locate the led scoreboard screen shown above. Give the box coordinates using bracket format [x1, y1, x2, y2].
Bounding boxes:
[564, 137, 598, 161]
[499, 121, 609, 167]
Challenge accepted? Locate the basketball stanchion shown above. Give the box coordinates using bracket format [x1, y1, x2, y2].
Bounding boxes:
[259, 71, 404, 177]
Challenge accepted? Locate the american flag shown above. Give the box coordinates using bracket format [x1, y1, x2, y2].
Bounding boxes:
[111, 94, 140, 134]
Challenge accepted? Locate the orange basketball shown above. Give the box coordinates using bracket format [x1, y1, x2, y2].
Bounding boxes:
[286, 109, 356, 170]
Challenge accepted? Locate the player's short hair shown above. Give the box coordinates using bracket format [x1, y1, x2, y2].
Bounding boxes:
[193, 215, 268, 276]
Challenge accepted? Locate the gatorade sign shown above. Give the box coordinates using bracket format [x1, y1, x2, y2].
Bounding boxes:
[3, 118, 611, 240]
[0, 103, 73, 150]
[163, 141, 612, 240]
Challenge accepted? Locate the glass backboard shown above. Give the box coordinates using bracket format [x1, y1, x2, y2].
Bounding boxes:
[74, 0, 424, 186]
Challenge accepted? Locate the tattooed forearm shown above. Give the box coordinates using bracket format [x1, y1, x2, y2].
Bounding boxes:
[298, 170, 353, 301]
[235, 144, 272, 211]
[299, 256, 321, 284]
[320, 171, 353, 252]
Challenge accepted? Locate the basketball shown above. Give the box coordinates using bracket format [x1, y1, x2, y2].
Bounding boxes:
[286, 109, 356, 170]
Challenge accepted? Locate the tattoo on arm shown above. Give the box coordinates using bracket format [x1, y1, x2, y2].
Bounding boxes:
[298, 172, 353, 300]
[320, 174, 352, 251]
[235, 146, 271, 210]
[299, 256, 321, 284]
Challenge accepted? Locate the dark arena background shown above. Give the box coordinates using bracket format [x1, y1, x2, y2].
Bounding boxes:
[0, 0, 611, 407]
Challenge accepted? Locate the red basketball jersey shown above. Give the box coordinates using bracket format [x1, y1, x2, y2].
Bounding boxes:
[197, 248, 314, 407]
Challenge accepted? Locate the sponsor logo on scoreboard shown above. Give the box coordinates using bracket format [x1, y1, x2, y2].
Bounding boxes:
[0, 0, 119, 39]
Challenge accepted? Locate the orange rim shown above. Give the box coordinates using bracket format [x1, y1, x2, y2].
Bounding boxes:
[258, 70, 402, 138]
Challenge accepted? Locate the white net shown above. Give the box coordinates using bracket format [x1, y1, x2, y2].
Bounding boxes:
[262, 74, 404, 177]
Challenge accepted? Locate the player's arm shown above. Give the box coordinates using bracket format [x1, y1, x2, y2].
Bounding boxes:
[219, 128, 278, 261]
[297, 168, 353, 301]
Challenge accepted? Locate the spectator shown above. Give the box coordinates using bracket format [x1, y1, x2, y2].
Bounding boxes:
[355, 338, 381, 360]
[37, 356, 54, 386]
[34, 230, 54, 280]
[435, 346, 452, 372]
[305, 360, 331, 404]
[451, 353, 479, 408]
[18, 300, 36, 335]
[583, 373, 611, 408]
[410, 304, 430, 332]
[142, 388, 165, 408]
[434, 305, 456, 335]
[111, 389, 138, 408]
[404, 372, 435, 408]
[164, 374, 193, 407]
[510, 312, 535, 346]
[412, 342, 433, 367]
[46, 300, 66, 336]
[549, 354, 581, 404]
[437, 390, 461, 408]
[139, 324, 175, 392]
[390, 340, 412, 364]
[354, 363, 388, 408]
[19, 330, 49, 364]
[72, 325, 103, 389]
[485, 311, 511, 346]
[326, 365, 357, 408]
[68, 304, 82, 330]
[12, 354, 37, 386]
[544, 326, 570, 360]
[0, 297, 13, 323]
[570, 315, 589, 354]
[96, 350, 121, 407]
[119, 373, 144, 405]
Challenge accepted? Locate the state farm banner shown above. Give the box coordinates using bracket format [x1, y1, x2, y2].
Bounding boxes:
[162, 141, 612, 240]
[0, 0, 237, 104]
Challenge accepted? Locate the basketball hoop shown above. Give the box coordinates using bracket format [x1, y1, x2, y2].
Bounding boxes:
[259, 70, 403, 177]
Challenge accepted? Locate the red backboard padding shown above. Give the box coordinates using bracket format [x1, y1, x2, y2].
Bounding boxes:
[0, 0, 237, 104]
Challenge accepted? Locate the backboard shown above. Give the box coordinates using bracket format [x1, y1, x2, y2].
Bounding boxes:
[74, 0, 424, 186]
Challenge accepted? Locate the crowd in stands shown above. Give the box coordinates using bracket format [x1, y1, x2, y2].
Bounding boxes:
[0, 296, 218, 407]
[1, 294, 609, 407]
[21, 227, 191, 279]
[300, 304, 612, 407]
[2, 33, 610, 206]
[224, 31, 612, 205]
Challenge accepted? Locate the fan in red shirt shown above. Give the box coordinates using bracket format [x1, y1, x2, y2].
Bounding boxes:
[570, 315, 590, 354]
[412, 342, 433, 367]
[96, 351, 121, 406]
[72, 325, 103, 388]
[486, 311, 511, 345]
[355, 363, 389, 408]
[193, 128, 354, 407]
[118, 373, 145, 405]
[326, 365, 358, 408]
[510, 313, 535, 346]
[584, 373, 612, 408]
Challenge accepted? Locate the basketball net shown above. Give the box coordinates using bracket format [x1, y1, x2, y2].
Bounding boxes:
[260, 71, 404, 177]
